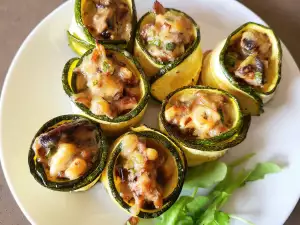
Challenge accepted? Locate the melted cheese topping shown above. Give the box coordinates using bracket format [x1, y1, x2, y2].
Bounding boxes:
[165, 91, 230, 139]
[140, 1, 194, 62]
[49, 143, 77, 178]
[72, 44, 141, 118]
[82, 0, 132, 41]
[32, 120, 99, 181]
[115, 134, 176, 215]
[225, 29, 272, 87]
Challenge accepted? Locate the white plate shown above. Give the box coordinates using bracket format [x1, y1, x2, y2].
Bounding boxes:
[1, 0, 300, 224]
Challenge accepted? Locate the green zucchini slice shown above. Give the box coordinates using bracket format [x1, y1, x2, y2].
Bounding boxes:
[67, 31, 95, 56]
[101, 125, 186, 218]
[134, 1, 202, 102]
[201, 22, 282, 115]
[62, 44, 149, 136]
[28, 114, 108, 192]
[159, 85, 251, 167]
[68, 0, 137, 55]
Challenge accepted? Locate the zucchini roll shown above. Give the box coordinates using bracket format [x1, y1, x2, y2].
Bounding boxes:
[201, 22, 282, 116]
[159, 86, 251, 167]
[134, 0, 202, 102]
[28, 115, 108, 191]
[68, 0, 137, 55]
[62, 44, 149, 136]
[101, 125, 186, 218]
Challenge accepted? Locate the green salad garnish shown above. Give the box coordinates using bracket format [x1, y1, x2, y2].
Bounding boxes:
[156, 153, 281, 225]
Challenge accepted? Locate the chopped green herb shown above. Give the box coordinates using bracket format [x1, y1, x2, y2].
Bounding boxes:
[255, 71, 263, 85]
[102, 61, 110, 72]
[148, 39, 161, 47]
[166, 42, 176, 51]
[92, 80, 98, 86]
[46, 144, 57, 158]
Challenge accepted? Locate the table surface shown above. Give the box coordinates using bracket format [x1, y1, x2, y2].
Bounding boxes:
[0, 0, 299, 224]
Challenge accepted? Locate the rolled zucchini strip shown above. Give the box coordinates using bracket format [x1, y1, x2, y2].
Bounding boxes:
[159, 85, 251, 167]
[201, 22, 282, 116]
[28, 115, 108, 192]
[68, 0, 137, 55]
[62, 44, 149, 136]
[101, 125, 186, 218]
[134, 0, 202, 102]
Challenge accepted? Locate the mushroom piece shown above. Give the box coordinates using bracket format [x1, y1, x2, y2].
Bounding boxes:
[240, 31, 258, 56]
[240, 30, 272, 58]
[234, 53, 265, 87]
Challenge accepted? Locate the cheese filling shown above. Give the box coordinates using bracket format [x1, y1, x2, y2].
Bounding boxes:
[165, 91, 232, 139]
[82, 0, 132, 41]
[115, 134, 176, 215]
[139, 0, 194, 63]
[224, 29, 272, 87]
[32, 119, 100, 181]
[72, 44, 141, 118]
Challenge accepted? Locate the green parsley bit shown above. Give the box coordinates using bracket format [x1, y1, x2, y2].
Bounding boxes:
[102, 61, 110, 72]
[92, 80, 98, 86]
[166, 42, 176, 51]
[255, 71, 263, 85]
[149, 39, 161, 47]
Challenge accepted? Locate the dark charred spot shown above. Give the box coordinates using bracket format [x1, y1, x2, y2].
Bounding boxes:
[240, 65, 255, 75]
[37, 148, 46, 157]
[106, 18, 114, 30]
[143, 201, 156, 210]
[117, 167, 128, 182]
[100, 30, 111, 39]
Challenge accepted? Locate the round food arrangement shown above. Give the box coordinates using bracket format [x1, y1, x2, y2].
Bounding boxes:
[27, 0, 284, 224]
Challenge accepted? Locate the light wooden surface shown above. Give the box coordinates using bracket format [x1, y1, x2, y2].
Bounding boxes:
[0, 0, 299, 224]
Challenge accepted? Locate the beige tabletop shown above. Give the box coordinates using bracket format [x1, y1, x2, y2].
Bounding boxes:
[0, 0, 299, 224]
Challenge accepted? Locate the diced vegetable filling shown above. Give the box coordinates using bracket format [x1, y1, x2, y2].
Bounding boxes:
[224, 29, 272, 87]
[139, 0, 194, 63]
[165, 91, 232, 139]
[32, 119, 99, 181]
[82, 0, 132, 41]
[115, 134, 176, 215]
[72, 44, 141, 118]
